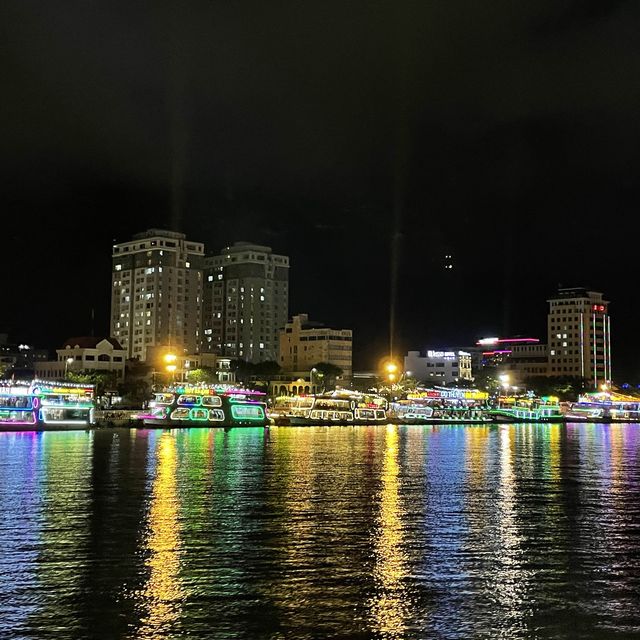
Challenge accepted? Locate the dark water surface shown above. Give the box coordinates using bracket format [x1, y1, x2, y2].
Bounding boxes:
[1, 424, 640, 639]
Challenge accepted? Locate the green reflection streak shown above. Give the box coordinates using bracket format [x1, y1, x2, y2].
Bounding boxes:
[137, 432, 184, 639]
[369, 424, 410, 639]
[29, 431, 93, 634]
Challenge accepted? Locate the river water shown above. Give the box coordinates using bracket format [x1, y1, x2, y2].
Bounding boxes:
[1, 424, 639, 639]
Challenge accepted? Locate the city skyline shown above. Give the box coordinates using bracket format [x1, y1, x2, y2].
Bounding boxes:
[3, 1, 639, 377]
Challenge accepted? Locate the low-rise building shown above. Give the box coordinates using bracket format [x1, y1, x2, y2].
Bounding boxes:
[279, 314, 352, 377]
[145, 345, 234, 384]
[35, 337, 127, 381]
[404, 349, 473, 385]
[0, 334, 49, 376]
[504, 343, 549, 382]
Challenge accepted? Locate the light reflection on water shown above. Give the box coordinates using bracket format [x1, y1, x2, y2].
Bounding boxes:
[369, 425, 411, 638]
[1, 424, 640, 639]
[136, 432, 183, 638]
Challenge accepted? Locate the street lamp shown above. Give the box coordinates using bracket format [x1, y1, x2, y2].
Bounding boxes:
[65, 357, 74, 378]
[164, 353, 177, 384]
[310, 367, 318, 393]
[499, 373, 510, 395]
[385, 362, 398, 381]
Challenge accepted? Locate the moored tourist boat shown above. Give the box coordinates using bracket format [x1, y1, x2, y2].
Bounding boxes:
[565, 390, 640, 423]
[139, 384, 269, 428]
[0, 380, 95, 430]
[269, 390, 388, 425]
[388, 387, 492, 424]
[490, 395, 563, 422]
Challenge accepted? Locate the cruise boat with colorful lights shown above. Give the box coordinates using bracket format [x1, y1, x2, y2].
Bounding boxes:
[269, 390, 388, 425]
[389, 387, 492, 423]
[564, 390, 640, 423]
[139, 384, 269, 428]
[489, 394, 563, 422]
[0, 380, 95, 430]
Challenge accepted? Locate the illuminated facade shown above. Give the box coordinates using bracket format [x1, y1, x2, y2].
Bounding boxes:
[547, 287, 612, 386]
[404, 349, 473, 385]
[0, 334, 48, 376]
[35, 337, 126, 381]
[110, 229, 204, 361]
[279, 314, 352, 377]
[477, 337, 549, 381]
[202, 242, 289, 363]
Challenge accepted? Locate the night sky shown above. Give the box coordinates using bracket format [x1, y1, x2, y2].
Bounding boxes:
[2, 1, 639, 377]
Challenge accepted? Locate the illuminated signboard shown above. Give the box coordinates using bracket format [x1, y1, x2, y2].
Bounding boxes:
[427, 350, 456, 360]
[408, 388, 488, 401]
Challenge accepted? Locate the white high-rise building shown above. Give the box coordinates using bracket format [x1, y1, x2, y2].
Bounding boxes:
[110, 229, 204, 361]
[202, 242, 289, 363]
[547, 287, 612, 387]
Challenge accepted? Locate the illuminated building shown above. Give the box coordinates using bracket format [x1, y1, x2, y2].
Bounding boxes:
[477, 337, 548, 382]
[279, 314, 352, 377]
[35, 337, 127, 381]
[110, 229, 204, 361]
[0, 333, 48, 377]
[202, 242, 289, 363]
[404, 349, 472, 385]
[145, 345, 234, 383]
[547, 287, 611, 386]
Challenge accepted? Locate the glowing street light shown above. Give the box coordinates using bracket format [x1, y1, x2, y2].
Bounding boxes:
[164, 353, 178, 383]
[65, 357, 74, 378]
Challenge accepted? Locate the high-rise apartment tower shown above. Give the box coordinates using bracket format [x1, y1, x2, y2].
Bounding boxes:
[202, 242, 289, 362]
[110, 229, 204, 360]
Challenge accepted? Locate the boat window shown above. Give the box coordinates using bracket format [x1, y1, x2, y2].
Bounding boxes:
[201, 396, 222, 407]
[208, 409, 225, 421]
[231, 404, 265, 421]
[155, 393, 174, 405]
[170, 408, 191, 420]
[190, 408, 209, 421]
[177, 395, 200, 406]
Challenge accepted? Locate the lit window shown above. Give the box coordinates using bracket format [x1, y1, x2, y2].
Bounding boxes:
[115, 264, 122, 271]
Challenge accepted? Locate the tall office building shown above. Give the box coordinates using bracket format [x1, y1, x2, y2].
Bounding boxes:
[110, 229, 204, 361]
[547, 287, 611, 386]
[202, 242, 289, 362]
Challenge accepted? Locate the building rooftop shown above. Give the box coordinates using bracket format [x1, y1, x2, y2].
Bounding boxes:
[62, 337, 124, 350]
[131, 229, 186, 241]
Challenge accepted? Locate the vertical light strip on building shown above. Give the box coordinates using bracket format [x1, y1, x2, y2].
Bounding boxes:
[603, 313, 608, 383]
[592, 313, 597, 389]
[607, 315, 612, 384]
[579, 312, 585, 378]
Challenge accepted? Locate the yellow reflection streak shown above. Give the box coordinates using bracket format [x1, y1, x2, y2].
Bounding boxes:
[493, 427, 528, 626]
[370, 425, 409, 639]
[137, 433, 183, 639]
